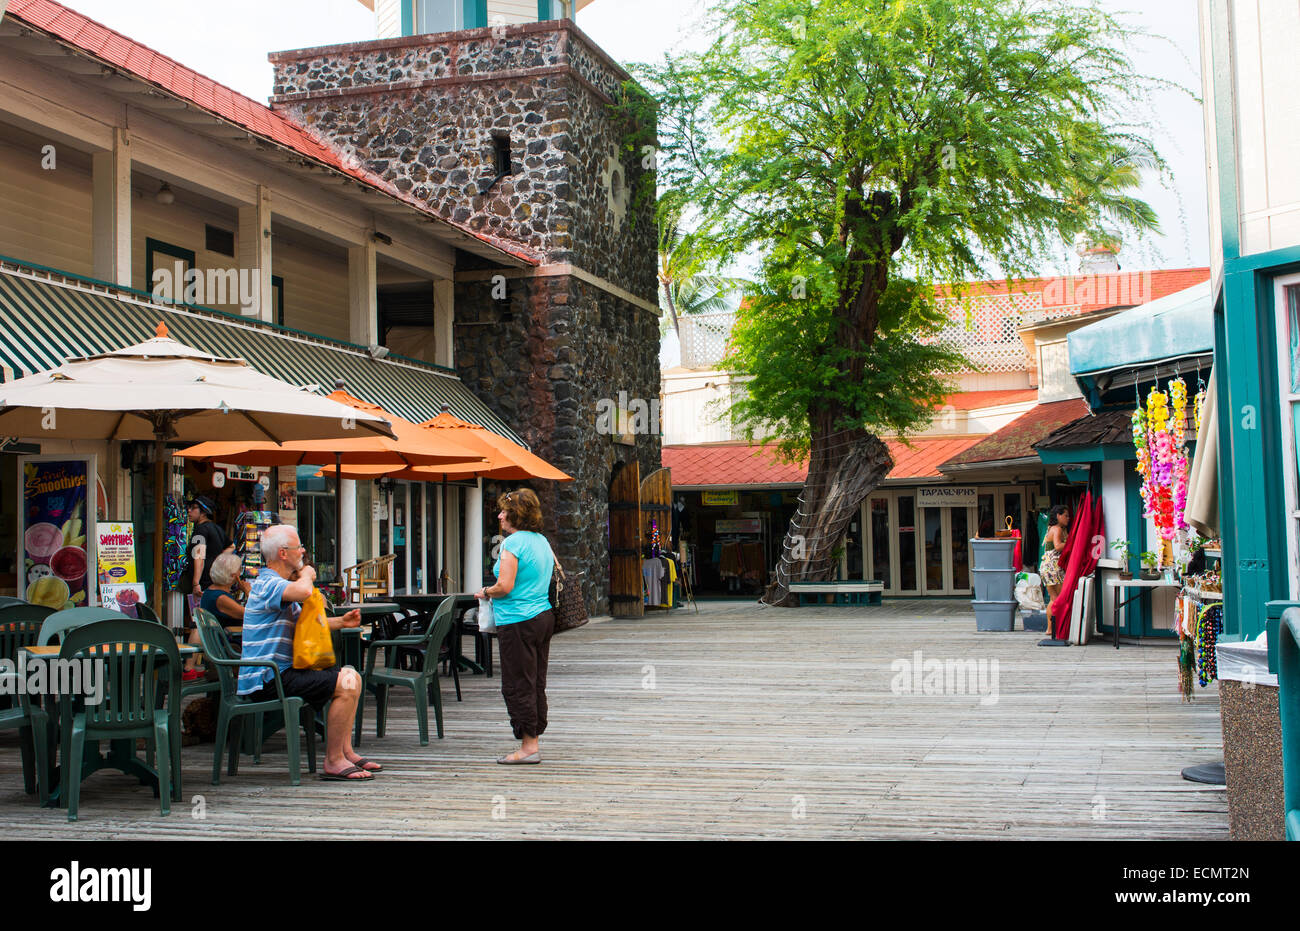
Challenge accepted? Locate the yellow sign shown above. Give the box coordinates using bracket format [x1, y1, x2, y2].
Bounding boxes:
[702, 491, 739, 506]
[96, 522, 137, 585]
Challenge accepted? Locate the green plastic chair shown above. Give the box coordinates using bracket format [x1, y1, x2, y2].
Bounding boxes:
[194, 609, 316, 785]
[361, 596, 463, 745]
[135, 602, 161, 623]
[0, 604, 53, 712]
[38, 607, 122, 646]
[1280, 608, 1300, 841]
[58, 619, 181, 822]
[0, 673, 51, 805]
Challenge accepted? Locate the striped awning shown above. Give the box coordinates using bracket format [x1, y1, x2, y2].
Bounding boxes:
[0, 260, 526, 446]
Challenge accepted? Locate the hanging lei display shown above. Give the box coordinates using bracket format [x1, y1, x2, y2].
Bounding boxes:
[1195, 602, 1222, 688]
[1131, 380, 1192, 568]
[650, 518, 661, 558]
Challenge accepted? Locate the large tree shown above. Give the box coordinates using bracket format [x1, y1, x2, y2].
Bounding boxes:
[638, 0, 1164, 604]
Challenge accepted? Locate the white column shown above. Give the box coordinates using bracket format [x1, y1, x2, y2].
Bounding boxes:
[340, 478, 357, 577]
[464, 479, 483, 593]
[433, 278, 454, 367]
[238, 185, 273, 322]
[403, 483, 412, 594]
[92, 127, 131, 286]
[434, 486, 444, 591]
[348, 242, 379, 346]
[420, 484, 429, 593]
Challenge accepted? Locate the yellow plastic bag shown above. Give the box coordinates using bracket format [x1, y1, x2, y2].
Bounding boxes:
[292, 588, 335, 670]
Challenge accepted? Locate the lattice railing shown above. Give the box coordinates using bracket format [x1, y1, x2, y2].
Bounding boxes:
[678, 312, 736, 369]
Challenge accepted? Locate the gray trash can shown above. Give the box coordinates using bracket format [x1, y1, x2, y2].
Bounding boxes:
[970, 539, 1018, 632]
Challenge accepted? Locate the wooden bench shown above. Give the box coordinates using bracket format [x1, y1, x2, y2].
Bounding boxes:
[790, 581, 884, 606]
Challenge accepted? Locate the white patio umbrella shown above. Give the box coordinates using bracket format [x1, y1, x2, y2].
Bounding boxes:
[0, 323, 394, 616]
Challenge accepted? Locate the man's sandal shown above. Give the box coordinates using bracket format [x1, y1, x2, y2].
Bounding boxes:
[321, 765, 374, 781]
[353, 757, 382, 772]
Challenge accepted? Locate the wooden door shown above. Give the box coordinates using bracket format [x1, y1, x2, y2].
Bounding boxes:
[639, 467, 672, 553]
[608, 461, 643, 617]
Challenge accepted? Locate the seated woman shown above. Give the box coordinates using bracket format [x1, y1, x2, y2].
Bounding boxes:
[199, 551, 249, 630]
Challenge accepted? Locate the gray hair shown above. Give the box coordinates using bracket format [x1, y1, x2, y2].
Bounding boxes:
[260, 524, 300, 565]
[209, 552, 243, 588]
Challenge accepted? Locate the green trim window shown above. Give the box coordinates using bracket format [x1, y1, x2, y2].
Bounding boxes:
[539, 0, 572, 19]
[144, 238, 196, 304]
[272, 275, 285, 327]
[403, 0, 486, 34]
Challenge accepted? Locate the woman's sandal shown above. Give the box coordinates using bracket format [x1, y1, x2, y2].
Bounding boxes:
[321, 765, 374, 781]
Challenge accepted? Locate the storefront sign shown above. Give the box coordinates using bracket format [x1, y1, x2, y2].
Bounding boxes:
[715, 518, 760, 533]
[916, 486, 977, 508]
[213, 462, 267, 482]
[702, 491, 739, 506]
[18, 456, 95, 609]
[96, 521, 137, 586]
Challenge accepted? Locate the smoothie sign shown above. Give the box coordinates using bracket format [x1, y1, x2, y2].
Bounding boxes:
[21, 458, 93, 610]
[96, 522, 137, 586]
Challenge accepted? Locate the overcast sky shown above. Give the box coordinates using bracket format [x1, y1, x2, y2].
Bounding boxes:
[53, 0, 1210, 274]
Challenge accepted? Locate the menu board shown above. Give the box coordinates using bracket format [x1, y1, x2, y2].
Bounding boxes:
[19, 456, 97, 610]
[97, 521, 137, 587]
[101, 582, 147, 618]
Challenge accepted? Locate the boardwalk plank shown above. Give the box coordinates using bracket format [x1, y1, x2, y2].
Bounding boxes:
[0, 599, 1227, 839]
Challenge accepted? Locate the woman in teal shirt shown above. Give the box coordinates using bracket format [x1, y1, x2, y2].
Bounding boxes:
[475, 488, 555, 764]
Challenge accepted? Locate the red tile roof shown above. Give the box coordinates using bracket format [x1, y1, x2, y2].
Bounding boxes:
[936, 267, 1210, 312]
[940, 399, 1089, 468]
[663, 436, 985, 487]
[6, 0, 539, 265]
[940, 389, 1039, 411]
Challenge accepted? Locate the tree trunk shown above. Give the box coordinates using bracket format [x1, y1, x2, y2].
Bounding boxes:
[763, 424, 894, 607]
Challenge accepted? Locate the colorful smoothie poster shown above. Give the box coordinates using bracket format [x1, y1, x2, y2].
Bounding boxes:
[19, 456, 97, 610]
[96, 522, 137, 587]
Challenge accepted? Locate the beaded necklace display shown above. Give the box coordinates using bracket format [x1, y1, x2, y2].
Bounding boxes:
[1195, 602, 1222, 688]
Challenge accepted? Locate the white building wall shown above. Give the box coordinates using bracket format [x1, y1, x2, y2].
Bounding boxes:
[1204, 0, 1300, 262]
[376, 0, 401, 37]
[488, 0, 538, 25]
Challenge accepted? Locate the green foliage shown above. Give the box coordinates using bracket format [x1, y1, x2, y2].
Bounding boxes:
[658, 192, 749, 335]
[636, 0, 1168, 450]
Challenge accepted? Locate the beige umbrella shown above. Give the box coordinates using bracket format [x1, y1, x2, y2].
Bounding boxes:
[1186, 370, 1219, 538]
[0, 323, 394, 615]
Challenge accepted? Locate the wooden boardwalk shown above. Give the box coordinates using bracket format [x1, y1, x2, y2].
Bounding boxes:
[0, 600, 1227, 839]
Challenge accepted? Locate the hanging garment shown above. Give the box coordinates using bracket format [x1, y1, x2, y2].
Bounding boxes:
[718, 542, 743, 578]
[1050, 494, 1105, 640]
[665, 558, 677, 608]
[163, 495, 188, 591]
[642, 558, 664, 605]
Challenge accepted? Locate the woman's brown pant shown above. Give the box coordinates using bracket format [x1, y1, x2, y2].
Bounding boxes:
[497, 609, 555, 740]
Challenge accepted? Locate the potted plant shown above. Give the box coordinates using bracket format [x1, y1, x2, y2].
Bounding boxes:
[1139, 551, 1160, 580]
[1111, 540, 1133, 579]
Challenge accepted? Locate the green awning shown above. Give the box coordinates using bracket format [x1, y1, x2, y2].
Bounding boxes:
[0, 260, 525, 446]
[1068, 280, 1213, 377]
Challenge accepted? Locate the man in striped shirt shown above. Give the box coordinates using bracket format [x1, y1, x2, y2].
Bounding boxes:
[238, 524, 378, 781]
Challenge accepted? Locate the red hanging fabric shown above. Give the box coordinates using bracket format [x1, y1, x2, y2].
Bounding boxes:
[1050, 495, 1106, 639]
[1011, 529, 1022, 571]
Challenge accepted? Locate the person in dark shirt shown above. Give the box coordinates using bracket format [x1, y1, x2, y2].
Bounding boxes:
[183, 495, 231, 680]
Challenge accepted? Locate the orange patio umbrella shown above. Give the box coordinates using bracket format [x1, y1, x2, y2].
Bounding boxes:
[320, 408, 572, 483]
[179, 391, 488, 582]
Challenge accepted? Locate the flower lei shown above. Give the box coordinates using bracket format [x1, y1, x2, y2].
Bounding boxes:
[1132, 380, 1191, 567]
